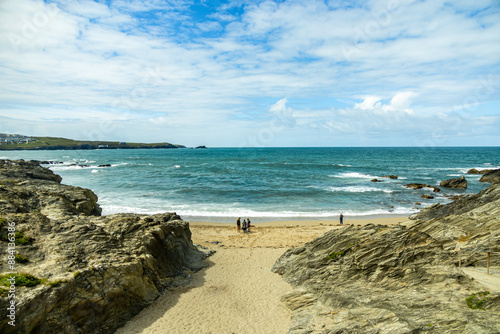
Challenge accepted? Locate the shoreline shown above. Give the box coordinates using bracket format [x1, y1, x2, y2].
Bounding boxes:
[188, 215, 408, 227]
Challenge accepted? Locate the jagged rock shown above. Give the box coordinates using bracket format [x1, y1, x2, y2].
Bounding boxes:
[0, 160, 101, 218]
[405, 183, 441, 192]
[467, 168, 493, 175]
[35, 160, 63, 165]
[69, 163, 90, 168]
[273, 184, 500, 333]
[410, 183, 500, 221]
[0, 160, 211, 333]
[480, 169, 500, 184]
[383, 175, 398, 179]
[445, 194, 465, 201]
[440, 176, 467, 189]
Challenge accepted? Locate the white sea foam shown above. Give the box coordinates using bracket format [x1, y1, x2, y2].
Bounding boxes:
[102, 205, 164, 215]
[330, 172, 376, 179]
[327, 186, 393, 193]
[49, 165, 87, 171]
[100, 203, 414, 219]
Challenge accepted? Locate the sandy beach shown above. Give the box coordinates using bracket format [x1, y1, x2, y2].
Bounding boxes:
[115, 217, 406, 334]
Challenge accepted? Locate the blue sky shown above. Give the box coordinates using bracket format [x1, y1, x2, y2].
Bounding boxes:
[0, 0, 499, 147]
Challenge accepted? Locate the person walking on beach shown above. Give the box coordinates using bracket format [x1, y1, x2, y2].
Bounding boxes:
[236, 218, 241, 232]
[242, 219, 247, 233]
[340, 213, 344, 225]
[247, 218, 251, 233]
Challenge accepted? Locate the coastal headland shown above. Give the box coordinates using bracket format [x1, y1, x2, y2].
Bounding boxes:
[0, 160, 499, 333]
[0, 134, 185, 150]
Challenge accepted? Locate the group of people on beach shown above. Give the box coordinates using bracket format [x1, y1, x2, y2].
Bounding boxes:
[235, 214, 344, 232]
[236, 217, 252, 233]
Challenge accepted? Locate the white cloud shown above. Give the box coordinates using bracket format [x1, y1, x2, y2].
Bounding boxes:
[354, 96, 381, 110]
[382, 92, 419, 114]
[0, 0, 499, 146]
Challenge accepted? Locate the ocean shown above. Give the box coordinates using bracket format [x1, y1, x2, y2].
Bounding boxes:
[1, 147, 499, 223]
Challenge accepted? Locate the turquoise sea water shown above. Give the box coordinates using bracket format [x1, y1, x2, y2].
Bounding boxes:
[1, 147, 499, 223]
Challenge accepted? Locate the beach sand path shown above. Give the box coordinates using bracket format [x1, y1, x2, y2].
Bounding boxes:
[115, 218, 405, 334]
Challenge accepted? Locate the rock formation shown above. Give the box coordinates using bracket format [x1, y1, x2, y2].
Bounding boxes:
[273, 183, 500, 333]
[467, 168, 493, 175]
[0, 160, 211, 333]
[440, 176, 467, 189]
[405, 183, 441, 192]
[480, 169, 500, 184]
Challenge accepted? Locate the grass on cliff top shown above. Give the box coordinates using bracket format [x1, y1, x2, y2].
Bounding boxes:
[0, 273, 41, 287]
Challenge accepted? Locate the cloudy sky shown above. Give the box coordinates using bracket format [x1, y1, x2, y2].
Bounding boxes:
[1, 0, 499, 147]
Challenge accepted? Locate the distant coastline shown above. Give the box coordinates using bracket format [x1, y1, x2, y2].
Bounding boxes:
[0, 133, 185, 151]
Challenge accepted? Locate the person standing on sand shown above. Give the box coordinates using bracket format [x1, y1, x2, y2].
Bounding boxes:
[237, 218, 241, 232]
[242, 219, 247, 233]
[247, 218, 251, 233]
[340, 213, 344, 225]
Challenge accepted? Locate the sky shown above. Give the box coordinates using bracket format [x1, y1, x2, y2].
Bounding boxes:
[0, 0, 499, 147]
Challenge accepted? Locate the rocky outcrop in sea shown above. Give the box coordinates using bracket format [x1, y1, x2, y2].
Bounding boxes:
[480, 169, 500, 184]
[273, 183, 500, 333]
[440, 176, 467, 189]
[0, 160, 211, 333]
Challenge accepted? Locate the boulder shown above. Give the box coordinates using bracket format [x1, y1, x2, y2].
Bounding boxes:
[480, 169, 500, 184]
[0, 160, 101, 218]
[467, 168, 493, 175]
[383, 175, 398, 179]
[371, 178, 382, 182]
[273, 183, 500, 333]
[440, 176, 467, 189]
[421, 194, 434, 199]
[405, 183, 441, 192]
[0, 160, 211, 334]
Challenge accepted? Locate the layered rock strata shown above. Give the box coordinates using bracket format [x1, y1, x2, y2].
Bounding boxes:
[273, 184, 500, 333]
[0, 160, 210, 333]
[480, 169, 500, 184]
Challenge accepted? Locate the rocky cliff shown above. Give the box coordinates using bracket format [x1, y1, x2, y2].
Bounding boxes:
[273, 184, 500, 333]
[0, 160, 210, 333]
